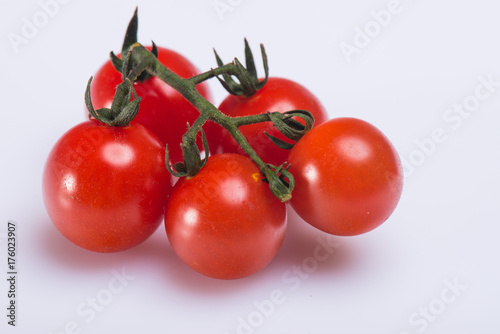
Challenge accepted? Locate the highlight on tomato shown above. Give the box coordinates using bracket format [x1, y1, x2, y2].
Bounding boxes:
[288, 117, 403, 236]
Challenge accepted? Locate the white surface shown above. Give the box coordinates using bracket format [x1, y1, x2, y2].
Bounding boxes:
[1, 0, 499, 333]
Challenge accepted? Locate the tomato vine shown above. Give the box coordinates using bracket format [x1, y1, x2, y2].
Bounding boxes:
[85, 33, 314, 202]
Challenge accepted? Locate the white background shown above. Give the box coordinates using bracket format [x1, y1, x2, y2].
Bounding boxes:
[1, 0, 499, 333]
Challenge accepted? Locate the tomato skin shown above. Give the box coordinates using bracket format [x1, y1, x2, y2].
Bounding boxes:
[165, 154, 287, 279]
[42, 120, 172, 252]
[288, 118, 403, 236]
[215, 77, 328, 166]
[90, 46, 213, 164]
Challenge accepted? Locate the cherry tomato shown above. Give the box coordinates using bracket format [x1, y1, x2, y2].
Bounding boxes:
[42, 120, 172, 252]
[165, 154, 287, 279]
[89, 46, 213, 164]
[214, 77, 328, 166]
[288, 118, 403, 236]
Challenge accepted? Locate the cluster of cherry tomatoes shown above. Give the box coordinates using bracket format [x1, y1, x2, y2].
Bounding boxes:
[42, 11, 403, 280]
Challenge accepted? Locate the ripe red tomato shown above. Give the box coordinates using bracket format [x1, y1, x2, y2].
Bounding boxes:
[89, 46, 213, 164]
[214, 77, 328, 166]
[42, 120, 172, 252]
[165, 154, 287, 279]
[288, 118, 403, 236]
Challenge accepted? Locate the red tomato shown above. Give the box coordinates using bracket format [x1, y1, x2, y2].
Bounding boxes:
[288, 118, 403, 236]
[165, 154, 287, 279]
[89, 46, 213, 164]
[214, 77, 328, 166]
[42, 120, 172, 252]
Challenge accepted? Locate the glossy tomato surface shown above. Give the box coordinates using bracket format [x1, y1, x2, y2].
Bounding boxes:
[89, 46, 213, 164]
[215, 77, 328, 166]
[42, 120, 172, 252]
[165, 154, 287, 279]
[289, 117, 403, 236]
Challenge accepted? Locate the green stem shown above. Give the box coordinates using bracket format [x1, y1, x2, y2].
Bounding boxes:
[231, 113, 271, 127]
[188, 63, 237, 86]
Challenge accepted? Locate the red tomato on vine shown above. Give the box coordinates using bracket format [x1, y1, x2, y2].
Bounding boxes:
[214, 77, 328, 166]
[43, 120, 172, 252]
[165, 154, 287, 279]
[288, 117, 403, 236]
[89, 45, 213, 165]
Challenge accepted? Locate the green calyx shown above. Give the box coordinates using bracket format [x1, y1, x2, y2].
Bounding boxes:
[109, 7, 158, 83]
[85, 77, 141, 127]
[265, 110, 315, 150]
[213, 38, 269, 97]
[262, 163, 295, 202]
[165, 127, 211, 178]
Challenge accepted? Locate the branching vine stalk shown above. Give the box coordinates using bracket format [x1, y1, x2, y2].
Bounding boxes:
[85, 40, 314, 202]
